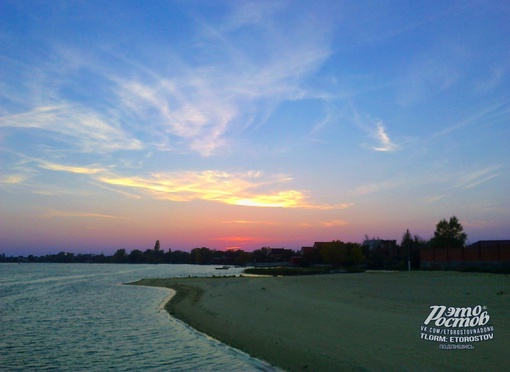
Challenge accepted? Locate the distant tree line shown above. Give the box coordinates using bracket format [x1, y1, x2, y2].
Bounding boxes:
[1, 217, 469, 270]
[0, 240, 291, 266]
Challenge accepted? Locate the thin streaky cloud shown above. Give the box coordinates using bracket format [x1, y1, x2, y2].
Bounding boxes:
[464, 174, 500, 189]
[431, 100, 510, 138]
[298, 222, 314, 228]
[475, 67, 506, 93]
[320, 220, 348, 227]
[128, 3, 332, 154]
[0, 106, 64, 125]
[0, 105, 144, 153]
[395, 55, 459, 108]
[219, 219, 279, 226]
[221, 1, 287, 32]
[360, 3, 461, 44]
[113, 38, 330, 156]
[454, 166, 502, 189]
[308, 101, 337, 135]
[39, 209, 131, 220]
[350, 106, 398, 152]
[0, 174, 26, 184]
[15, 4, 335, 158]
[351, 178, 403, 196]
[91, 182, 143, 200]
[372, 121, 397, 152]
[39, 161, 107, 175]
[423, 195, 447, 204]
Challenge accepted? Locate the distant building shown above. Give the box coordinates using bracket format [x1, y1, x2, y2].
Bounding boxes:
[362, 239, 398, 256]
[301, 242, 331, 256]
[312, 242, 332, 250]
[300, 246, 314, 255]
[253, 247, 294, 267]
[269, 247, 293, 261]
[420, 240, 510, 271]
[362, 239, 400, 269]
[297, 243, 334, 266]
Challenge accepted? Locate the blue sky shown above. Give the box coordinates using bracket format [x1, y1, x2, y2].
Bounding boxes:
[1, 0, 509, 255]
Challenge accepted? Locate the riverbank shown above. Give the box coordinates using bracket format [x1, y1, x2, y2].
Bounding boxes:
[133, 271, 509, 371]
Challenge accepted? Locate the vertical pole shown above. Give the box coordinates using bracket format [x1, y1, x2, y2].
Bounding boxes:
[407, 229, 411, 271]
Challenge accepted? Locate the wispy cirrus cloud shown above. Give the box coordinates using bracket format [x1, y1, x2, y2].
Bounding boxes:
[0, 174, 27, 184]
[1, 1, 335, 160]
[422, 195, 446, 204]
[219, 219, 279, 226]
[351, 178, 404, 196]
[320, 220, 348, 227]
[220, 1, 287, 31]
[395, 57, 458, 108]
[112, 47, 331, 156]
[372, 121, 398, 152]
[352, 164, 502, 205]
[116, 78, 236, 156]
[0, 105, 144, 153]
[39, 209, 131, 220]
[38, 161, 107, 175]
[454, 165, 501, 189]
[431, 100, 510, 139]
[475, 67, 506, 94]
[351, 106, 398, 152]
[0, 155, 109, 193]
[425, 165, 503, 191]
[106, 2, 333, 156]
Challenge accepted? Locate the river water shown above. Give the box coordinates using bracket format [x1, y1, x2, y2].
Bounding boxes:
[0, 263, 276, 371]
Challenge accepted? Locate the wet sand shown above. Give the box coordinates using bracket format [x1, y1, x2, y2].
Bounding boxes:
[133, 271, 509, 371]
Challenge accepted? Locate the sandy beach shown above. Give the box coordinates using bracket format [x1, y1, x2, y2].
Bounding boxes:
[134, 271, 509, 371]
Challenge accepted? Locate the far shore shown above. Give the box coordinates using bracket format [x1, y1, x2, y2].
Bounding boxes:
[131, 271, 509, 371]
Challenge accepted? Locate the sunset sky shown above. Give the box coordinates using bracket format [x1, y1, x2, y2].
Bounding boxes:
[1, 1, 509, 256]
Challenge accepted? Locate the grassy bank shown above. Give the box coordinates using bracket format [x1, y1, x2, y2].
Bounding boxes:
[243, 266, 331, 276]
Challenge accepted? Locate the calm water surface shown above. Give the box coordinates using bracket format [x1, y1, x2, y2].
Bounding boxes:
[0, 263, 276, 371]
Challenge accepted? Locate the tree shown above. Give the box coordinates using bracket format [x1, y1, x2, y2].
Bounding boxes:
[190, 247, 214, 265]
[252, 247, 272, 263]
[113, 248, 128, 263]
[234, 250, 252, 266]
[319, 241, 364, 268]
[170, 250, 191, 264]
[128, 249, 144, 263]
[152, 240, 164, 263]
[401, 230, 426, 270]
[346, 243, 365, 267]
[431, 216, 467, 249]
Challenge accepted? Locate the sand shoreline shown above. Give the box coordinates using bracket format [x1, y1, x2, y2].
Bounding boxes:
[133, 271, 509, 371]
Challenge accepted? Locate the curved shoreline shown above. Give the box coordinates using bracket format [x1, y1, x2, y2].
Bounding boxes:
[131, 272, 509, 371]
